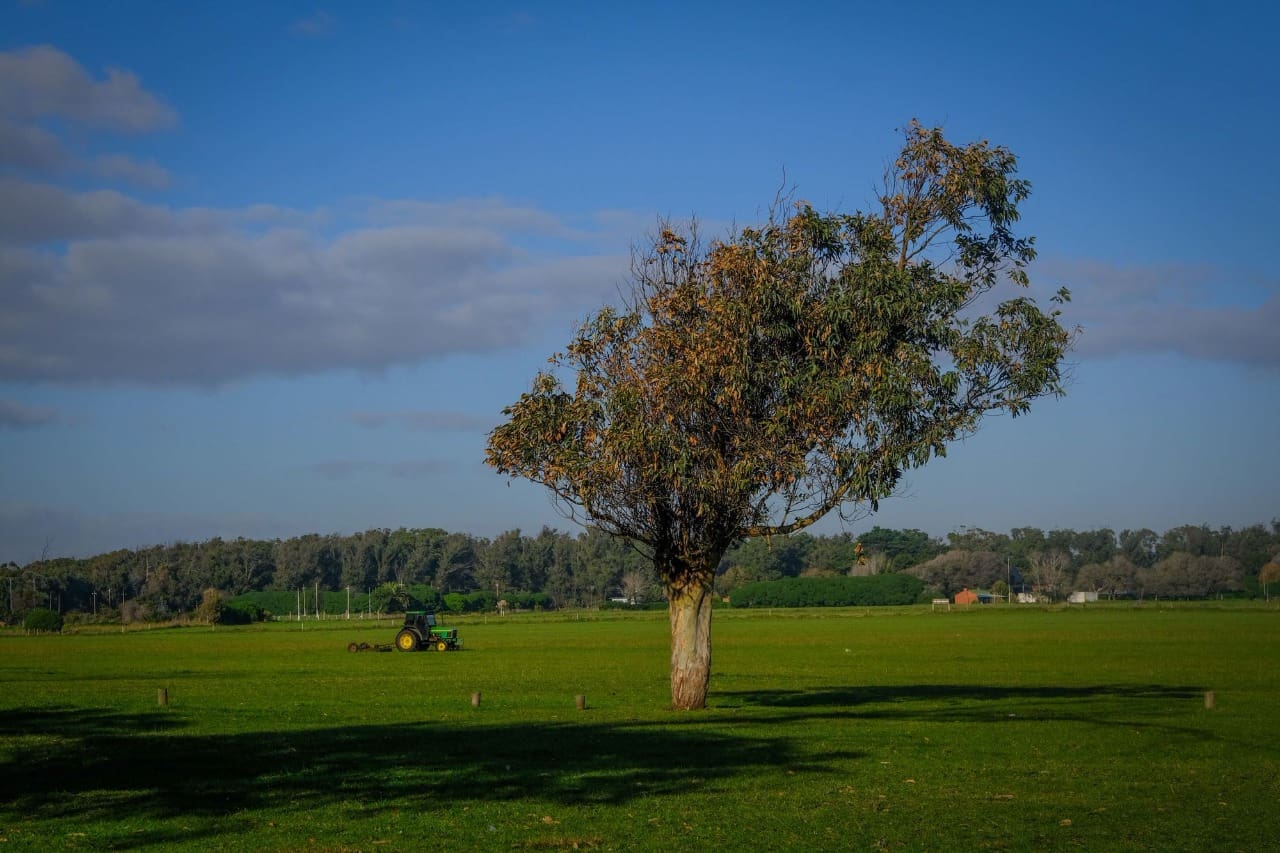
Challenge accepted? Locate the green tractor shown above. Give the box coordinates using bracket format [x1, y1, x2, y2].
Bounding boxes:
[395, 610, 461, 652]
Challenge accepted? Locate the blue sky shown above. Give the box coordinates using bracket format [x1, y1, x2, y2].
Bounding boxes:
[1, 1, 1276, 563]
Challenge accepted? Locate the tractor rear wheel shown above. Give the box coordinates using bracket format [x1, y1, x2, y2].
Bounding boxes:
[347, 642, 359, 653]
[395, 629, 419, 652]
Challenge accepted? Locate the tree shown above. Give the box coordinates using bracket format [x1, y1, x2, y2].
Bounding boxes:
[620, 568, 657, 604]
[23, 607, 63, 632]
[908, 550, 1007, 598]
[855, 527, 941, 570]
[1028, 550, 1071, 601]
[1260, 560, 1280, 601]
[486, 122, 1073, 709]
[1119, 528, 1158, 568]
[196, 587, 224, 624]
[1077, 555, 1137, 599]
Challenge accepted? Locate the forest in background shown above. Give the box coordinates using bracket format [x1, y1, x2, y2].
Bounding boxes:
[4, 520, 1279, 623]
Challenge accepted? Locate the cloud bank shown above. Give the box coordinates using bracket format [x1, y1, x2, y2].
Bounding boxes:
[0, 46, 628, 386]
[3, 44, 1274, 394]
[0, 187, 626, 383]
[1044, 260, 1280, 370]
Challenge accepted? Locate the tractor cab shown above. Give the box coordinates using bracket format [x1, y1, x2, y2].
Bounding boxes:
[403, 611, 436, 632]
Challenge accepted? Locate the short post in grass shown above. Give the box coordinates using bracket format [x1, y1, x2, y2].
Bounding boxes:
[575, 694, 586, 711]
[471, 691, 481, 708]
[157, 688, 168, 706]
[1204, 690, 1215, 709]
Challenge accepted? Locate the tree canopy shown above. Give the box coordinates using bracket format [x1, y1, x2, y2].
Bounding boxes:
[487, 122, 1075, 709]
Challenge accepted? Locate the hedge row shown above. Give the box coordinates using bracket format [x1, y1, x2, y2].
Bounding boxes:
[728, 573, 925, 608]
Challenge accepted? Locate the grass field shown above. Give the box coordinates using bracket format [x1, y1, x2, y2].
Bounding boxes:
[2, 604, 1278, 850]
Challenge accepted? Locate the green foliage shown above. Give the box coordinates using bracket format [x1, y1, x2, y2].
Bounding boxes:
[226, 590, 296, 618]
[369, 582, 405, 613]
[729, 573, 924, 608]
[404, 584, 443, 611]
[15, 521, 1280, 624]
[857, 526, 943, 570]
[218, 603, 258, 625]
[505, 592, 552, 610]
[22, 607, 63, 632]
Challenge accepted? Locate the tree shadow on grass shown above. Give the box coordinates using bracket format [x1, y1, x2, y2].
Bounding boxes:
[716, 683, 1205, 708]
[711, 683, 1219, 740]
[0, 705, 857, 844]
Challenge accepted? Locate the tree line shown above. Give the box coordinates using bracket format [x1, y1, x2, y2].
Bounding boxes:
[3, 520, 1278, 622]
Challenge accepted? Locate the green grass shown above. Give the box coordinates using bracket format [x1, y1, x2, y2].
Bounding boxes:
[2, 604, 1278, 850]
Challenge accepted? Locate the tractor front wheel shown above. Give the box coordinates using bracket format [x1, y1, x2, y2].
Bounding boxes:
[395, 629, 419, 652]
[436, 640, 448, 652]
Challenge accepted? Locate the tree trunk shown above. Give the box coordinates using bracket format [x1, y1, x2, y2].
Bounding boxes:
[668, 574, 714, 710]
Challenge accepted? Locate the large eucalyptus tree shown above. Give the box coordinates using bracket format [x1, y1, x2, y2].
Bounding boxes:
[487, 122, 1074, 709]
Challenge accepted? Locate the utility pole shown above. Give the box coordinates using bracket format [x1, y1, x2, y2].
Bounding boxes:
[346, 586, 351, 620]
[315, 580, 320, 619]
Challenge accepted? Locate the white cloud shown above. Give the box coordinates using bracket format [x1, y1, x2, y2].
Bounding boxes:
[0, 117, 67, 172]
[0, 188, 626, 383]
[0, 178, 179, 243]
[0, 46, 176, 192]
[0, 45, 175, 132]
[1043, 259, 1280, 369]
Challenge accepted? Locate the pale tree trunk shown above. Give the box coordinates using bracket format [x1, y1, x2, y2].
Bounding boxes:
[667, 573, 714, 710]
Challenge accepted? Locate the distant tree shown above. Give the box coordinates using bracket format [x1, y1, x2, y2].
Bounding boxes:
[908, 550, 1006, 597]
[478, 530, 526, 598]
[195, 588, 224, 624]
[1156, 524, 1219, 561]
[856, 527, 941, 570]
[1145, 553, 1243, 599]
[1028, 550, 1071, 601]
[1119, 528, 1158, 568]
[948, 527, 1011, 554]
[1260, 560, 1280, 601]
[1077, 555, 1138, 599]
[1071, 528, 1117, 568]
[620, 568, 658, 604]
[806, 532, 864, 574]
[23, 607, 63, 633]
[488, 122, 1073, 708]
[369, 581, 404, 614]
[435, 533, 478, 592]
[1221, 524, 1279, 575]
